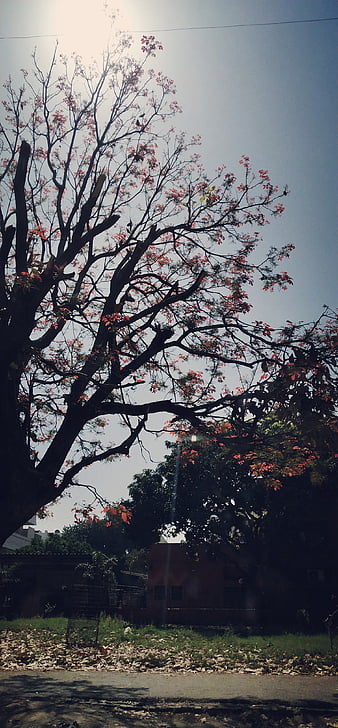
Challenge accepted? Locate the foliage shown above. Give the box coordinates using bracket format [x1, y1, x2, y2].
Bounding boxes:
[75, 550, 117, 586]
[21, 507, 134, 565]
[69, 506, 132, 560]
[124, 546, 149, 574]
[20, 505, 149, 585]
[0, 25, 337, 544]
[128, 425, 337, 545]
[20, 530, 93, 557]
[127, 430, 338, 618]
[126, 466, 175, 547]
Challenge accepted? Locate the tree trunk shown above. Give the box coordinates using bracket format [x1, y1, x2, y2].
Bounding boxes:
[0, 379, 56, 545]
[0, 461, 56, 546]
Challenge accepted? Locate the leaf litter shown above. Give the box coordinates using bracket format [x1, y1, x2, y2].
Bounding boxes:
[0, 627, 337, 674]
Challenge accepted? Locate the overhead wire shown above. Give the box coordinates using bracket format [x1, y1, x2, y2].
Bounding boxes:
[0, 33, 59, 40]
[128, 17, 338, 33]
[0, 16, 337, 40]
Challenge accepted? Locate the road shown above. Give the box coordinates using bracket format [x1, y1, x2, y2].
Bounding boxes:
[0, 670, 337, 727]
[1, 669, 337, 703]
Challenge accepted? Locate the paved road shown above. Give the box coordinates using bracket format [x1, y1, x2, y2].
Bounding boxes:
[0, 670, 337, 706]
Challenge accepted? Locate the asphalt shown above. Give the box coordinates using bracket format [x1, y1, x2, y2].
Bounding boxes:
[0, 670, 337, 708]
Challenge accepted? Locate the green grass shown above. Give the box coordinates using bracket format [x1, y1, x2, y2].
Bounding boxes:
[249, 632, 331, 655]
[0, 616, 334, 656]
[0, 616, 66, 635]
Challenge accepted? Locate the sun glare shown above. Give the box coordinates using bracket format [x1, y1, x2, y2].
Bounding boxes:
[55, 0, 115, 60]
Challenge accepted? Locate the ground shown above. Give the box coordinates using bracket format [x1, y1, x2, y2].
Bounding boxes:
[2, 693, 338, 728]
[1, 621, 337, 726]
[1, 671, 338, 728]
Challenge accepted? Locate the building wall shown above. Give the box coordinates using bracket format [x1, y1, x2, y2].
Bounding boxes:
[143, 543, 257, 625]
[2, 518, 49, 552]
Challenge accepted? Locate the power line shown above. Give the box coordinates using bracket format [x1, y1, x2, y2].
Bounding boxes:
[0, 33, 59, 40]
[129, 17, 338, 33]
[0, 16, 337, 40]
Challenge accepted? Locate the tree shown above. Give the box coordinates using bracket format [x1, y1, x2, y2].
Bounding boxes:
[127, 432, 338, 622]
[127, 436, 268, 554]
[21, 529, 93, 557]
[0, 31, 336, 545]
[128, 411, 338, 554]
[21, 506, 131, 562]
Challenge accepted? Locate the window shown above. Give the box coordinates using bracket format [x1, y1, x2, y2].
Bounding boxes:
[171, 585, 183, 601]
[154, 585, 166, 601]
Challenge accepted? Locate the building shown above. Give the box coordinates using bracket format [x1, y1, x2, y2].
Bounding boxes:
[124, 543, 258, 626]
[1, 517, 49, 552]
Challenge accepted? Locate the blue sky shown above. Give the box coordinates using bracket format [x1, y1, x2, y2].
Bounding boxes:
[0, 1, 337, 530]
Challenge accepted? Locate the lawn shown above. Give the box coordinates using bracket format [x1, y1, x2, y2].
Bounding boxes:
[0, 617, 337, 674]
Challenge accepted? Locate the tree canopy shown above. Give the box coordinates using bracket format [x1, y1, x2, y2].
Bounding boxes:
[0, 30, 336, 545]
[22, 506, 130, 559]
[127, 430, 338, 620]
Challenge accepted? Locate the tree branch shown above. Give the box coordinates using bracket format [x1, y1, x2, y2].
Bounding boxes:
[0, 225, 15, 310]
[14, 140, 31, 274]
[56, 415, 148, 494]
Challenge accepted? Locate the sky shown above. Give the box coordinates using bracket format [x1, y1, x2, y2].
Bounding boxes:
[0, 0, 337, 532]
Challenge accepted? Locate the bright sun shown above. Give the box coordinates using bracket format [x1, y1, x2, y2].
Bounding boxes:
[52, 0, 116, 60]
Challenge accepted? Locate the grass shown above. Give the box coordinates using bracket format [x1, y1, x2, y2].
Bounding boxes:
[0, 616, 334, 655]
[0, 616, 66, 635]
[105, 620, 333, 654]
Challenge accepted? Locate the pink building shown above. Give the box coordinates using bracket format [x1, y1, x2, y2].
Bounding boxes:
[143, 543, 257, 626]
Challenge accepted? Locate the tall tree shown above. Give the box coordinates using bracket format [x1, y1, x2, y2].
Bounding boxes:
[0, 33, 336, 544]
